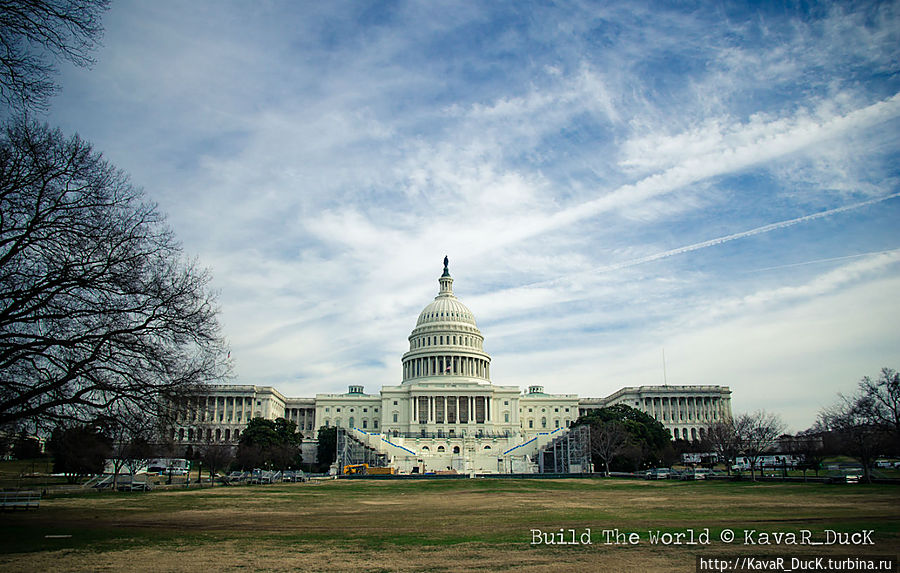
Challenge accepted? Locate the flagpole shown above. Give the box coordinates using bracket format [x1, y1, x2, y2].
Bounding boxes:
[662, 348, 667, 385]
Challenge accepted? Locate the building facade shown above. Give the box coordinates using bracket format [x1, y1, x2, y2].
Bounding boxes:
[174, 260, 732, 472]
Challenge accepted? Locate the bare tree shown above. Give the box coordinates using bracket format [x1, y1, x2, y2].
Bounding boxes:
[0, 120, 228, 429]
[735, 411, 786, 481]
[819, 396, 888, 483]
[817, 368, 900, 482]
[198, 440, 234, 486]
[789, 428, 826, 479]
[0, 0, 109, 113]
[707, 417, 747, 476]
[98, 404, 158, 490]
[590, 420, 628, 476]
[859, 368, 900, 447]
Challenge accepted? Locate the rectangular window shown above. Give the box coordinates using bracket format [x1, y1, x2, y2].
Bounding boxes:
[374, 420, 378, 428]
[363, 420, 368, 428]
[528, 420, 533, 428]
[393, 413, 398, 423]
[504, 413, 509, 422]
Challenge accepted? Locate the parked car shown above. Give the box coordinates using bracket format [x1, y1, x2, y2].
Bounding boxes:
[644, 468, 670, 480]
[679, 469, 706, 480]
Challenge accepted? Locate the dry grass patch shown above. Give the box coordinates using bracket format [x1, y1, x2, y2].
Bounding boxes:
[1, 478, 898, 572]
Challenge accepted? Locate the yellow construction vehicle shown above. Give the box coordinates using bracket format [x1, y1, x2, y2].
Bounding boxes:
[343, 464, 396, 475]
[343, 464, 368, 475]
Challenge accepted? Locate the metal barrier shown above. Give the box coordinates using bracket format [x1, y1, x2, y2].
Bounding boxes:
[0, 491, 40, 510]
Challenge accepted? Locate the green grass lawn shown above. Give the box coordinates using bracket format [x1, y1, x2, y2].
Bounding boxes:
[1, 478, 898, 572]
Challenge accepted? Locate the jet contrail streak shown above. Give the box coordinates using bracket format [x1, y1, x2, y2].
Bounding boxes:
[742, 249, 900, 273]
[595, 191, 900, 273]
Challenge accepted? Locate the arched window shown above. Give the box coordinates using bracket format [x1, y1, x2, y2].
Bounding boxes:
[437, 446, 445, 452]
[349, 416, 355, 428]
[452, 446, 460, 454]
[483, 445, 491, 450]
[422, 446, 430, 451]
[234, 429, 240, 440]
[225, 429, 231, 441]
[541, 417, 547, 428]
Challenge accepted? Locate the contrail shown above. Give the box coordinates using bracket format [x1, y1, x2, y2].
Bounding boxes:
[509, 191, 900, 292]
[594, 191, 900, 273]
[743, 248, 900, 273]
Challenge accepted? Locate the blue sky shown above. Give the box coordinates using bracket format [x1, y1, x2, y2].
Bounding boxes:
[44, 0, 899, 431]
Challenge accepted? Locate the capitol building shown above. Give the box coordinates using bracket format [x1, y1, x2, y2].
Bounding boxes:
[174, 259, 732, 473]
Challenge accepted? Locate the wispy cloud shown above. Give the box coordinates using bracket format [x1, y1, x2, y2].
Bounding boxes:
[45, 0, 900, 430]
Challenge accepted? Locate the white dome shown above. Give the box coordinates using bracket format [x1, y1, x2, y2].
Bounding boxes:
[401, 259, 491, 384]
[416, 296, 477, 327]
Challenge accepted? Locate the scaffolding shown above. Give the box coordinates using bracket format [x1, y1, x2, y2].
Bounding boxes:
[537, 425, 591, 473]
[335, 428, 390, 471]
